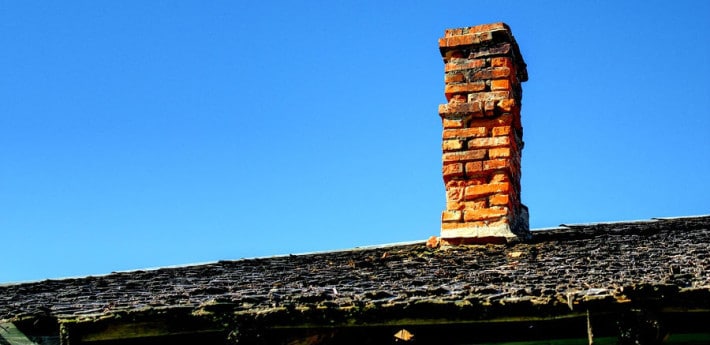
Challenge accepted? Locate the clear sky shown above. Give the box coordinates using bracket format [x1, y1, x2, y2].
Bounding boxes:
[2, 1, 709, 283]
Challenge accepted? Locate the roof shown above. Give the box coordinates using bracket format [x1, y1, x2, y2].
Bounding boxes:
[2, 215, 709, 343]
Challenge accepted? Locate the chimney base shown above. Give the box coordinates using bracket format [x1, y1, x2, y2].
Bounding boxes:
[440, 204, 529, 245]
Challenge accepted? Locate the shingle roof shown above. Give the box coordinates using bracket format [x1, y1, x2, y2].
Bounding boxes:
[2, 215, 709, 330]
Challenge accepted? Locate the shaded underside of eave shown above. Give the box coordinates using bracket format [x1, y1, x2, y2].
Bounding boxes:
[44, 291, 710, 345]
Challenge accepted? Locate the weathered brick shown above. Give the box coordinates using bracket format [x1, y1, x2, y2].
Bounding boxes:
[445, 81, 486, 94]
[443, 149, 486, 163]
[442, 139, 463, 151]
[439, 31, 493, 48]
[445, 73, 465, 83]
[490, 172, 510, 183]
[464, 207, 508, 221]
[491, 79, 510, 90]
[472, 68, 493, 80]
[441, 218, 510, 232]
[484, 100, 496, 116]
[468, 91, 510, 103]
[444, 28, 463, 37]
[469, 113, 513, 128]
[439, 102, 484, 116]
[443, 50, 464, 62]
[467, 136, 510, 148]
[448, 198, 488, 211]
[442, 210, 462, 222]
[444, 59, 486, 72]
[491, 67, 512, 79]
[464, 161, 483, 177]
[441, 222, 470, 230]
[462, 199, 487, 209]
[489, 147, 511, 158]
[491, 125, 511, 136]
[446, 184, 465, 202]
[469, 42, 512, 58]
[491, 57, 513, 68]
[443, 127, 487, 139]
[483, 158, 511, 171]
[442, 163, 464, 181]
[442, 118, 464, 129]
[425, 235, 440, 248]
[489, 194, 510, 206]
[497, 99, 516, 112]
[464, 182, 510, 199]
[462, 23, 508, 35]
[450, 178, 487, 188]
[448, 94, 467, 103]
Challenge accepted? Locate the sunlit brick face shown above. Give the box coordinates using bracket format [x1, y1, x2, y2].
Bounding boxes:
[438, 23, 529, 244]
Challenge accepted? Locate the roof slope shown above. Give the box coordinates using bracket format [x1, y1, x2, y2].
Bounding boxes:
[1, 216, 709, 336]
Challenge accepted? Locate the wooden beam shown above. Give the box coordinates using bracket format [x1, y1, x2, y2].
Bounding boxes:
[77, 321, 223, 343]
[0, 323, 37, 345]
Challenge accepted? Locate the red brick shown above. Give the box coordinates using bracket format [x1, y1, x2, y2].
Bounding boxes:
[444, 59, 486, 72]
[489, 194, 510, 206]
[491, 57, 513, 68]
[469, 113, 513, 128]
[444, 28, 463, 37]
[464, 161, 483, 176]
[463, 23, 507, 35]
[443, 127, 487, 139]
[448, 94, 467, 103]
[462, 199, 487, 209]
[484, 100, 496, 116]
[441, 218, 510, 232]
[446, 185, 465, 202]
[442, 210, 462, 222]
[469, 42, 512, 59]
[443, 149, 486, 163]
[491, 67, 512, 79]
[490, 172, 510, 183]
[439, 102, 484, 116]
[491, 79, 510, 90]
[442, 139, 463, 151]
[441, 222, 470, 230]
[440, 31, 494, 48]
[489, 147, 511, 158]
[443, 50, 464, 62]
[468, 91, 510, 103]
[442, 118, 464, 129]
[442, 163, 464, 181]
[450, 178, 486, 188]
[483, 158, 511, 171]
[439, 35, 474, 48]
[464, 207, 508, 221]
[470, 67, 511, 81]
[426, 236, 440, 249]
[445, 73, 465, 83]
[467, 136, 510, 148]
[491, 125, 511, 136]
[464, 182, 510, 199]
[445, 81, 486, 94]
[497, 99, 516, 112]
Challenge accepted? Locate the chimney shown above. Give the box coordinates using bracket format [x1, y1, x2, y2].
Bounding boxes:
[438, 23, 529, 245]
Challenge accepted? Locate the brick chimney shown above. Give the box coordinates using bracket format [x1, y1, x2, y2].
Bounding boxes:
[438, 23, 529, 245]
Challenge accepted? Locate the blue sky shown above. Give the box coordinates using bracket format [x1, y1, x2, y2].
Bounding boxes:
[2, 1, 709, 283]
